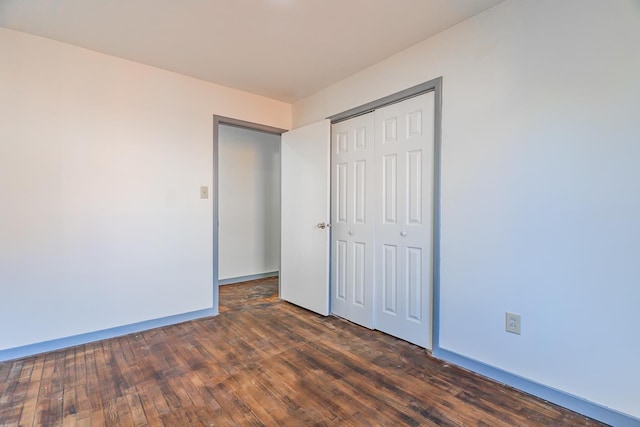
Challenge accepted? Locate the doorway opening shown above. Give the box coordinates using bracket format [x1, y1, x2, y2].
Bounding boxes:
[213, 116, 286, 313]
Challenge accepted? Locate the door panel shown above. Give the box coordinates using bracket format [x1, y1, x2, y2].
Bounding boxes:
[354, 160, 366, 223]
[382, 154, 398, 224]
[280, 120, 331, 316]
[407, 150, 423, 224]
[374, 92, 435, 348]
[382, 244, 398, 314]
[336, 163, 348, 223]
[336, 239, 347, 300]
[353, 242, 366, 306]
[330, 113, 375, 328]
[406, 246, 422, 321]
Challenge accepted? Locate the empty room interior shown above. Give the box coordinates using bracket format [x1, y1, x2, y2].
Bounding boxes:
[1, 0, 639, 425]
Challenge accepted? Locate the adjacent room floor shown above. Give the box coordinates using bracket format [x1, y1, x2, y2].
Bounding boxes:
[0, 277, 605, 426]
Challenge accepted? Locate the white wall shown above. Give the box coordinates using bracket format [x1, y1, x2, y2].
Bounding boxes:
[293, 0, 640, 419]
[0, 28, 291, 351]
[218, 125, 280, 280]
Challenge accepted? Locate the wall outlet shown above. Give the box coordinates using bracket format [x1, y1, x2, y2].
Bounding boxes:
[200, 186, 209, 199]
[505, 312, 521, 335]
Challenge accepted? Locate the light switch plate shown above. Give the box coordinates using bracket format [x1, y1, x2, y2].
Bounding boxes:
[200, 186, 209, 199]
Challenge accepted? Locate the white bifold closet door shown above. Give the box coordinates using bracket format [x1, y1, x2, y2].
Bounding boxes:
[331, 113, 375, 328]
[330, 92, 435, 349]
[374, 92, 435, 349]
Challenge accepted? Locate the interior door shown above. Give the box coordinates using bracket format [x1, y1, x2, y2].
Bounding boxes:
[331, 112, 375, 328]
[280, 120, 331, 316]
[375, 92, 435, 348]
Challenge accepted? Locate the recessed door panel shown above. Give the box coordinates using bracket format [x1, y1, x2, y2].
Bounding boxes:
[407, 110, 423, 138]
[337, 131, 348, 154]
[406, 246, 422, 322]
[382, 244, 397, 314]
[353, 242, 366, 307]
[382, 154, 397, 224]
[336, 240, 347, 301]
[355, 127, 367, 150]
[407, 150, 422, 225]
[354, 160, 366, 224]
[337, 163, 348, 224]
[383, 117, 398, 143]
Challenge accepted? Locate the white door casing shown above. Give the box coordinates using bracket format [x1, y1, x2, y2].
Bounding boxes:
[280, 120, 331, 316]
[330, 112, 375, 328]
[374, 92, 435, 348]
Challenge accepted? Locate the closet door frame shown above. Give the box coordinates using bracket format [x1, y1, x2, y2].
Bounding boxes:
[327, 77, 443, 351]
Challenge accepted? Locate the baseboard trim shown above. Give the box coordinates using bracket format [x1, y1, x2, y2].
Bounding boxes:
[0, 307, 217, 363]
[219, 271, 278, 285]
[434, 347, 639, 426]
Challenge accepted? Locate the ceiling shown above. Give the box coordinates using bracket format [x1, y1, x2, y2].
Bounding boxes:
[0, 0, 505, 103]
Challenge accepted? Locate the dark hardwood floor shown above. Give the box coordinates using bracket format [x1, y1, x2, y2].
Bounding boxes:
[218, 278, 279, 313]
[0, 277, 605, 426]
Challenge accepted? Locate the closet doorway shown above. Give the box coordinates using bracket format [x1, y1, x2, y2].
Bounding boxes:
[330, 91, 436, 349]
[212, 116, 286, 312]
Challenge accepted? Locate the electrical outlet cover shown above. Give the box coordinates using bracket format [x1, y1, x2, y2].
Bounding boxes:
[505, 312, 521, 335]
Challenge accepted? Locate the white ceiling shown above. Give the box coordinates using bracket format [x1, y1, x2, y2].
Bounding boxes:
[0, 0, 505, 103]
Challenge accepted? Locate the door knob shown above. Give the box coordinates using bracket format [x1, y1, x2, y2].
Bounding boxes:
[317, 222, 331, 229]
[400, 231, 407, 237]
[348, 230, 354, 235]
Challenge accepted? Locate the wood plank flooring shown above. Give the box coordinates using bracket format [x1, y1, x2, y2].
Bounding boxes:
[1, 277, 606, 426]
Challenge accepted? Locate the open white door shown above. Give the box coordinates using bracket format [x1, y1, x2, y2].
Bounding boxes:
[280, 120, 331, 315]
